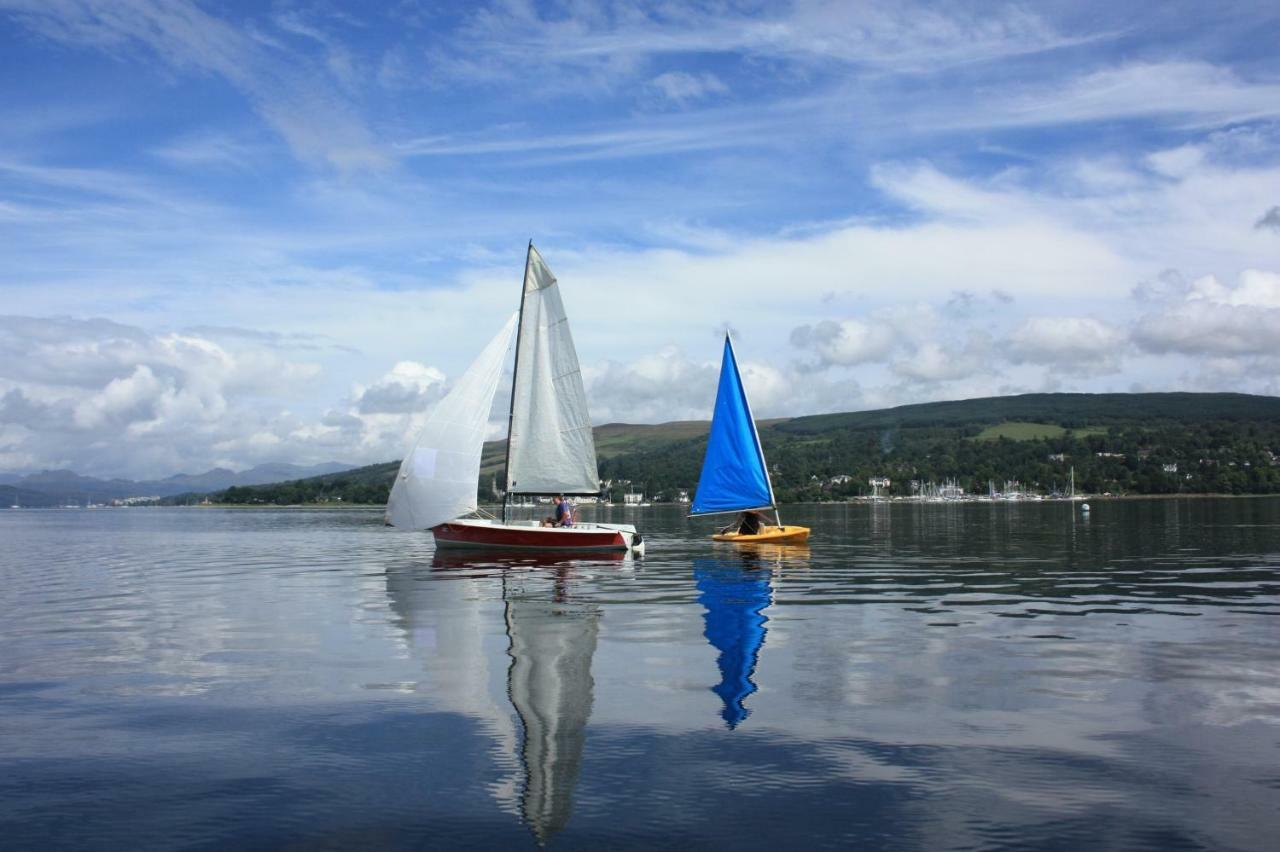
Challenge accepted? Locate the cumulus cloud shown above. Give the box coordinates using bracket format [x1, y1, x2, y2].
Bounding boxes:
[355, 361, 447, 414]
[583, 347, 718, 424]
[1133, 270, 1280, 356]
[0, 315, 336, 477]
[1006, 316, 1126, 375]
[583, 345, 862, 424]
[791, 319, 896, 370]
[891, 335, 993, 383]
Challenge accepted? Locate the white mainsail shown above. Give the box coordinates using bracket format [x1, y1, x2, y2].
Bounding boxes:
[505, 246, 600, 495]
[386, 313, 517, 530]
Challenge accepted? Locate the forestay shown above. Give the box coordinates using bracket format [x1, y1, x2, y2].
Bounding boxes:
[505, 246, 601, 495]
[690, 336, 775, 515]
[386, 313, 517, 530]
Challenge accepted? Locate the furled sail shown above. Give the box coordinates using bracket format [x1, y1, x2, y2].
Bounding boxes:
[690, 335, 775, 515]
[385, 313, 517, 529]
[505, 246, 600, 495]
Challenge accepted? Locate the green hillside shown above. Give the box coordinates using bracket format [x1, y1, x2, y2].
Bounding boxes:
[183, 392, 1280, 505]
[777, 392, 1280, 434]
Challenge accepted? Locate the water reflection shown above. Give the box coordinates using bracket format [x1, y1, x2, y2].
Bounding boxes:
[386, 551, 610, 844]
[696, 556, 771, 729]
[695, 546, 809, 729]
[502, 564, 599, 844]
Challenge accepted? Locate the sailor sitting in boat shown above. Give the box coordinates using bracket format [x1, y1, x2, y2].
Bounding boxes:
[720, 510, 764, 536]
[542, 495, 575, 528]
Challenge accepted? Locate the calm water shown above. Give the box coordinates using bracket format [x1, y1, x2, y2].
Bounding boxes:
[2, 500, 1279, 851]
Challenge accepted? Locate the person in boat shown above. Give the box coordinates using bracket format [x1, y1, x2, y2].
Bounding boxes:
[721, 510, 765, 536]
[542, 495, 575, 528]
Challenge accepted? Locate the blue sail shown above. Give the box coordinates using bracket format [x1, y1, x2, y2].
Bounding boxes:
[691, 336, 774, 515]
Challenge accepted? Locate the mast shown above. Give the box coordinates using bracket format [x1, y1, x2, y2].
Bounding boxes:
[501, 240, 533, 524]
[728, 334, 781, 527]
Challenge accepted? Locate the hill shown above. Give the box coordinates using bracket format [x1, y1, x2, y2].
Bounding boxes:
[190, 392, 1280, 506]
[1, 484, 64, 508]
[4, 462, 356, 505]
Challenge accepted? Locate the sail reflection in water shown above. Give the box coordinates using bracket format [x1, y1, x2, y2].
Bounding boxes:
[503, 566, 600, 843]
[695, 556, 774, 729]
[387, 551, 608, 843]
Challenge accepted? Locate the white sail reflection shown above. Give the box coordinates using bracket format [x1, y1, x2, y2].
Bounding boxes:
[504, 568, 600, 843]
[384, 557, 602, 842]
[383, 565, 522, 816]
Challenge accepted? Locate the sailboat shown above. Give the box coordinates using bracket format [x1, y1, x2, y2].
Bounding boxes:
[386, 242, 643, 553]
[691, 334, 810, 544]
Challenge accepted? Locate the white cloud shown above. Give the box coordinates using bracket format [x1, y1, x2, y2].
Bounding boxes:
[892, 336, 993, 383]
[1006, 317, 1127, 375]
[0, 316, 333, 477]
[648, 71, 728, 105]
[419, 1, 1087, 91]
[1134, 270, 1280, 356]
[356, 361, 447, 414]
[924, 62, 1280, 132]
[791, 319, 896, 369]
[1147, 144, 1206, 179]
[583, 347, 718, 424]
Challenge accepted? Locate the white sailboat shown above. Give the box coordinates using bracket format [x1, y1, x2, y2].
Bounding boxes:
[386, 243, 643, 553]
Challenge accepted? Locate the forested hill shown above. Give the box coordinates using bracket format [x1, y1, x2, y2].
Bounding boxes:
[777, 392, 1280, 433]
[178, 392, 1280, 505]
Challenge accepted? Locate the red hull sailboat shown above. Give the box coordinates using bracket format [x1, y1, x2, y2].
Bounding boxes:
[386, 243, 642, 554]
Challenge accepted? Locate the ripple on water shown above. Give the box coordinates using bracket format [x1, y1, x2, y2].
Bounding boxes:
[0, 502, 1278, 849]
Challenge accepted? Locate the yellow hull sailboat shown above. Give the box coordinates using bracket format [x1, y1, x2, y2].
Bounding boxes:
[711, 525, 810, 544]
[691, 334, 811, 544]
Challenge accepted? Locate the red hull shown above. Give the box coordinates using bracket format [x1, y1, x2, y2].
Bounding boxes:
[432, 521, 629, 551]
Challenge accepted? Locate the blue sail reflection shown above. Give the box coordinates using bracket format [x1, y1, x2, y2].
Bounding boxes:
[695, 558, 773, 729]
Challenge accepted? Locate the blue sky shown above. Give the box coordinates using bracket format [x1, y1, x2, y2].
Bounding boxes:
[2, 1, 1280, 478]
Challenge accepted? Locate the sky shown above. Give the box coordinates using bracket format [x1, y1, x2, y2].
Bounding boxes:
[1, 0, 1279, 479]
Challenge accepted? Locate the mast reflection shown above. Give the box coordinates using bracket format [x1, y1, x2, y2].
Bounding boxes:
[503, 564, 600, 844]
[423, 550, 612, 844]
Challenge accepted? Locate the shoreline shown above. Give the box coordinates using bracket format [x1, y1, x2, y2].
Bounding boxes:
[150, 492, 1280, 510]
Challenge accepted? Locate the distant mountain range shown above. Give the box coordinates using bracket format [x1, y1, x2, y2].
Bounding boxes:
[0, 462, 354, 506]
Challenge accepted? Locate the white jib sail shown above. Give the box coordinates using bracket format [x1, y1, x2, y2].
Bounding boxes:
[386, 313, 518, 529]
[506, 246, 600, 495]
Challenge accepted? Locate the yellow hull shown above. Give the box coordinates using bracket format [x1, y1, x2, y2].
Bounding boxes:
[712, 525, 811, 544]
